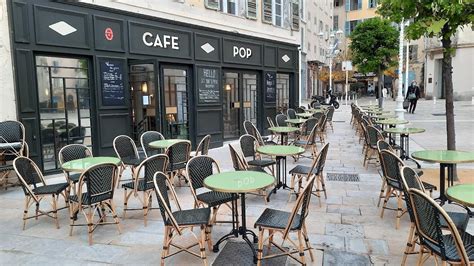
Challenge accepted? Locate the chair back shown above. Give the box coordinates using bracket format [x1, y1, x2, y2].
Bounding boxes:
[326, 106, 335, 122]
[13, 156, 45, 197]
[282, 176, 316, 240]
[153, 171, 182, 233]
[228, 144, 247, 170]
[400, 166, 426, 223]
[309, 143, 330, 175]
[317, 113, 328, 131]
[376, 140, 393, 154]
[194, 134, 211, 156]
[78, 163, 118, 204]
[312, 112, 323, 121]
[166, 140, 191, 170]
[113, 135, 139, 162]
[380, 150, 403, 185]
[243, 120, 255, 135]
[59, 144, 92, 165]
[140, 131, 165, 157]
[408, 188, 470, 264]
[0, 120, 25, 144]
[296, 107, 305, 113]
[134, 154, 168, 191]
[186, 155, 220, 192]
[304, 118, 318, 136]
[287, 108, 297, 119]
[266, 117, 275, 128]
[367, 125, 383, 147]
[69, 126, 86, 144]
[239, 134, 258, 158]
[275, 114, 288, 126]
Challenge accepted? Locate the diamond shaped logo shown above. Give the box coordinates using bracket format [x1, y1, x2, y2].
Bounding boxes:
[282, 54, 290, 63]
[49, 21, 77, 36]
[201, 43, 215, 54]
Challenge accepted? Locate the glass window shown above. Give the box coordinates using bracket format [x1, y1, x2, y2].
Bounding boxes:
[220, 0, 239, 15]
[276, 73, 290, 113]
[163, 68, 189, 139]
[333, 15, 339, 31]
[368, 0, 377, 8]
[274, 0, 283, 27]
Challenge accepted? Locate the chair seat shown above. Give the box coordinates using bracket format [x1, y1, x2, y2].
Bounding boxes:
[122, 157, 144, 167]
[293, 140, 312, 146]
[171, 208, 211, 226]
[168, 162, 187, 172]
[197, 191, 238, 207]
[423, 231, 474, 262]
[69, 192, 113, 205]
[248, 159, 275, 168]
[32, 183, 69, 195]
[68, 173, 81, 183]
[243, 166, 267, 173]
[0, 142, 22, 150]
[122, 179, 154, 191]
[0, 164, 14, 171]
[254, 208, 301, 230]
[442, 211, 470, 232]
[422, 181, 436, 191]
[289, 165, 319, 176]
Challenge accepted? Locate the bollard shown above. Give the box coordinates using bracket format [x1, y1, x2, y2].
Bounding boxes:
[471, 96, 474, 105]
[433, 97, 437, 104]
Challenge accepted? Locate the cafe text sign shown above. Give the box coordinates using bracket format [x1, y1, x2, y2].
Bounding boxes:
[223, 39, 262, 65]
[142, 32, 179, 50]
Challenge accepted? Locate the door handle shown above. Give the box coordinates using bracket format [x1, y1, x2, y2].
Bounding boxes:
[232, 102, 240, 108]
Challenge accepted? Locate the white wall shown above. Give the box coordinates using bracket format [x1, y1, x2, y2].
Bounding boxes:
[0, 1, 17, 120]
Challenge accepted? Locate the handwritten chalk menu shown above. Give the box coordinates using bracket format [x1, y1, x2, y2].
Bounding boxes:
[100, 59, 125, 106]
[197, 66, 220, 104]
[265, 72, 276, 103]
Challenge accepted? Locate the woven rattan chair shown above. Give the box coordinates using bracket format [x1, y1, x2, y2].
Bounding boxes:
[113, 135, 144, 188]
[363, 125, 384, 168]
[140, 131, 165, 157]
[275, 114, 288, 127]
[186, 155, 238, 227]
[254, 176, 316, 266]
[408, 188, 474, 265]
[153, 171, 211, 265]
[59, 144, 92, 192]
[376, 140, 395, 207]
[287, 108, 297, 119]
[293, 122, 318, 160]
[228, 144, 265, 173]
[13, 157, 69, 229]
[166, 140, 191, 185]
[289, 143, 329, 205]
[266, 117, 277, 142]
[326, 106, 335, 132]
[0, 120, 26, 160]
[69, 163, 121, 245]
[122, 154, 168, 226]
[399, 166, 469, 265]
[239, 134, 275, 173]
[296, 107, 306, 113]
[191, 134, 211, 157]
[243, 120, 255, 135]
[315, 113, 328, 144]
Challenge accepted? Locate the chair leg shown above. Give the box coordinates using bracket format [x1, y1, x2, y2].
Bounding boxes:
[199, 225, 208, 266]
[416, 245, 424, 266]
[22, 197, 30, 230]
[302, 224, 314, 262]
[116, 166, 125, 188]
[267, 229, 274, 254]
[87, 207, 94, 245]
[161, 226, 170, 266]
[377, 180, 386, 207]
[319, 173, 327, 199]
[297, 230, 306, 265]
[52, 194, 59, 229]
[109, 200, 122, 234]
[396, 191, 403, 229]
[206, 224, 213, 251]
[257, 228, 264, 266]
[143, 192, 150, 227]
[380, 187, 392, 218]
[402, 223, 416, 266]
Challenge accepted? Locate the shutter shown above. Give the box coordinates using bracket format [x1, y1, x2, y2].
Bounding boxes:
[262, 0, 273, 24]
[345, 21, 350, 36]
[358, 0, 362, 9]
[246, 0, 257, 19]
[345, 0, 350, 11]
[205, 0, 219, 10]
[291, 0, 300, 30]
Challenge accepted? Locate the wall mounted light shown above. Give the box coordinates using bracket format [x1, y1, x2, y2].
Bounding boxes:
[141, 82, 148, 93]
[225, 84, 232, 91]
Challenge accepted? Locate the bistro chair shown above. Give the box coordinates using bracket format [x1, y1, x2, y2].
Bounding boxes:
[399, 166, 469, 265]
[275, 114, 288, 127]
[190, 134, 211, 157]
[113, 135, 144, 188]
[293, 122, 318, 160]
[153, 171, 211, 265]
[243, 120, 256, 136]
[315, 113, 328, 144]
[287, 108, 297, 119]
[140, 131, 165, 157]
[13, 156, 69, 230]
[289, 143, 329, 206]
[186, 155, 238, 227]
[166, 140, 191, 186]
[69, 163, 121, 245]
[228, 144, 265, 173]
[254, 176, 316, 266]
[266, 117, 277, 142]
[408, 188, 474, 265]
[239, 134, 275, 173]
[68, 126, 86, 144]
[0, 120, 26, 160]
[246, 120, 273, 146]
[363, 125, 384, 168]
[58, 144, 92, 193]
[296, 107, 306, 113]
[376, 140, 395, 207]
[326, 106, 335, 132]
[122, 154, 168, 226]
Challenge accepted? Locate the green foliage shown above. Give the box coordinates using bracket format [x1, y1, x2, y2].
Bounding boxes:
[349, 17, 399, 74]
[377, 0, 474, 42]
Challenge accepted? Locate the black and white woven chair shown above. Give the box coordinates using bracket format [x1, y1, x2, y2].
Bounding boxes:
[140, 131, 165, 157]
[13, 156, 69, 230]
[0, 120, 26, 160]
[326, 106, 335, 132]
[363, 125, 384, 168]
[113, 135, 144, 188]
[408, 188, 474, 265]
[69, 163, 121, 245]
[255, 176, 316, 266]
[293, 122, 319, 160]
[239, 134, 275, 173]
[287, 108, 297, 119]
[275, 114, 288, 127]
[243, 120, 256, 135]
[59, 144, 92, 192]
[154, 171, 212, 265]
[191, 134, 211, 157]
[166, 140, 191, 186]
[122, 154, 168, 226]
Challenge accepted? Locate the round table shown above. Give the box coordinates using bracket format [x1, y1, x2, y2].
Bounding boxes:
[384, 127, 425, 166]
[61, 157, 121, 172]
[446, 184, 474, 208]
[374, 118, 409, 131]
[204, 171, 275, 263]
[285, 118, 307, 126]
[295, 113, 313, 118]
[257, 145, 305, 200]
[307, 109, 325, 114]
[375, 114, 397, 119]
[268, 126, 299, 145]
[411, 150, 474, 203]
[368, 110, 390, 115]
[148, 139, 184, 149]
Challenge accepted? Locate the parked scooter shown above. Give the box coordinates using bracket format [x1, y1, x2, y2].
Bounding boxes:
[310, 94, 340, 109]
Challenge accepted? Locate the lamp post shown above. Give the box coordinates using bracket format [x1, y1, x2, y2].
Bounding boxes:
[319, 30, 343, 98]
[395, 19, 407, 121]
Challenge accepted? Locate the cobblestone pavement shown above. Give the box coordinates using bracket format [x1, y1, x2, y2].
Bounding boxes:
[0, 103, 471, 265]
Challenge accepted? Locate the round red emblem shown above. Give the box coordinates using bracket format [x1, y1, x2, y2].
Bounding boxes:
[105, 27, 114, 41]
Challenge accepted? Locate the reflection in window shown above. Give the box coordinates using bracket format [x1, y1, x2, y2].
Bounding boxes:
[276, 73, 290, 113]
[164, 68, 189, 139]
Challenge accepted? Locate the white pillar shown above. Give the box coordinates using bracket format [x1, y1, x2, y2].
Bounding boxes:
[329, 56, 333, 94]
[345, 69, 349, 105]
[405, 21, 410, 94]
[395, 19, 406, 121]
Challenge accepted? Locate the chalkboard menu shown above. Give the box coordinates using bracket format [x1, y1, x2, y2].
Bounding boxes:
[100, 58, 125, 106]
[265, 72, 276, 103]
[197, 66, 220, 104]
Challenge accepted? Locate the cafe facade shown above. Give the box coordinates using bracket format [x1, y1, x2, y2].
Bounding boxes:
[7, 0, 299, 171]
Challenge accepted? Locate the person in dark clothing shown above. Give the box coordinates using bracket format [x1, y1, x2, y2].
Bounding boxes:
[406, 81, 421, 114]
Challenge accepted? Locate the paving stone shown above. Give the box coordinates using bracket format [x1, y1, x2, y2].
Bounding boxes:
[322, 249, 371, 265]
[325, 224, 364, 238]
[309, 234, 345, 251]
[345, 237, 368, 254]
[365, 239, 390, 255]
[327, 204, 361, 215]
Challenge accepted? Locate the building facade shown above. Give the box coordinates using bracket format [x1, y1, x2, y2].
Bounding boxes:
[3, 0, 300, 172]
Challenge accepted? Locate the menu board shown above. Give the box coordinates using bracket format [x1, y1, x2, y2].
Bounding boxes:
[265, 72, 276, 103]
[100, 58, 125, 106]
[197, 66, 220, 104]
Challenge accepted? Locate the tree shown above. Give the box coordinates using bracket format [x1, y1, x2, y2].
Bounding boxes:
[378, 0, 474, 154]
[349, 18, 399, 107]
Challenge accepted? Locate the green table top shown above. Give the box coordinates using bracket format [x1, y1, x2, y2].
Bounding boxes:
[384, 127, 425, 135]
[375, 114, 397, 119]
[295, 113, 313, 118]
[411, 150, 474, 164]
[257, 145, 305, 156]
[285, 118, 307, 124]
[307, 109, 325, 113]
[268, 126, 300, 133]
[374, 119, 409, 125]
[61, 157, 121, 172]
[204, 171, 275, 193]
[359, 105, 378, 108]
[368, 110, 390, 115]
[446, 184, 474, 207]
[149, 139, 186, 149]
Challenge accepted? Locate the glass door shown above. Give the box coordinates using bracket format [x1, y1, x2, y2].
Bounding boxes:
[35, 55, 92, 171]
[276, 73, 290, 113]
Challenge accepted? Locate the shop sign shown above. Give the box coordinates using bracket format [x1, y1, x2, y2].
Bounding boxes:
[223, 39, 262, 66]
[142, 32, 179, 49]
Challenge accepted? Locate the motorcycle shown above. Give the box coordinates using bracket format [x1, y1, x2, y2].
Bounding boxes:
[310, 94, 340, 109]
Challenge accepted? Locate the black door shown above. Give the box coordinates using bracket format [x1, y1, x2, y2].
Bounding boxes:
[223, 70, 258, 140]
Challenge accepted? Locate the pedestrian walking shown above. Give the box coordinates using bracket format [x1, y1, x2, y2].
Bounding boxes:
[406, 80, 420, 113]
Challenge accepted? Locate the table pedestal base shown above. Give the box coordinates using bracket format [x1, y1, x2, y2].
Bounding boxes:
[266, 156, 290, 202]
[398, 134, 421, 168]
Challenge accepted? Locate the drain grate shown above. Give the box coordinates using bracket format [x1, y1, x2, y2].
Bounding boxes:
[326, 173, 360, 182]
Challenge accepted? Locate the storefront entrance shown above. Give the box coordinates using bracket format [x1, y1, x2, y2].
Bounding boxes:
[223, 70, 258, 139]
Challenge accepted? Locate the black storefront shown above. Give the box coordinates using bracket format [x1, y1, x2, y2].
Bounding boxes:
[7, 0, 299, 172]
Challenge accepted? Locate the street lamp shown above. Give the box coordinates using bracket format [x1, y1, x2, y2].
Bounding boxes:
[319, 29, 343, 98]
[395, 19, 410, 121]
